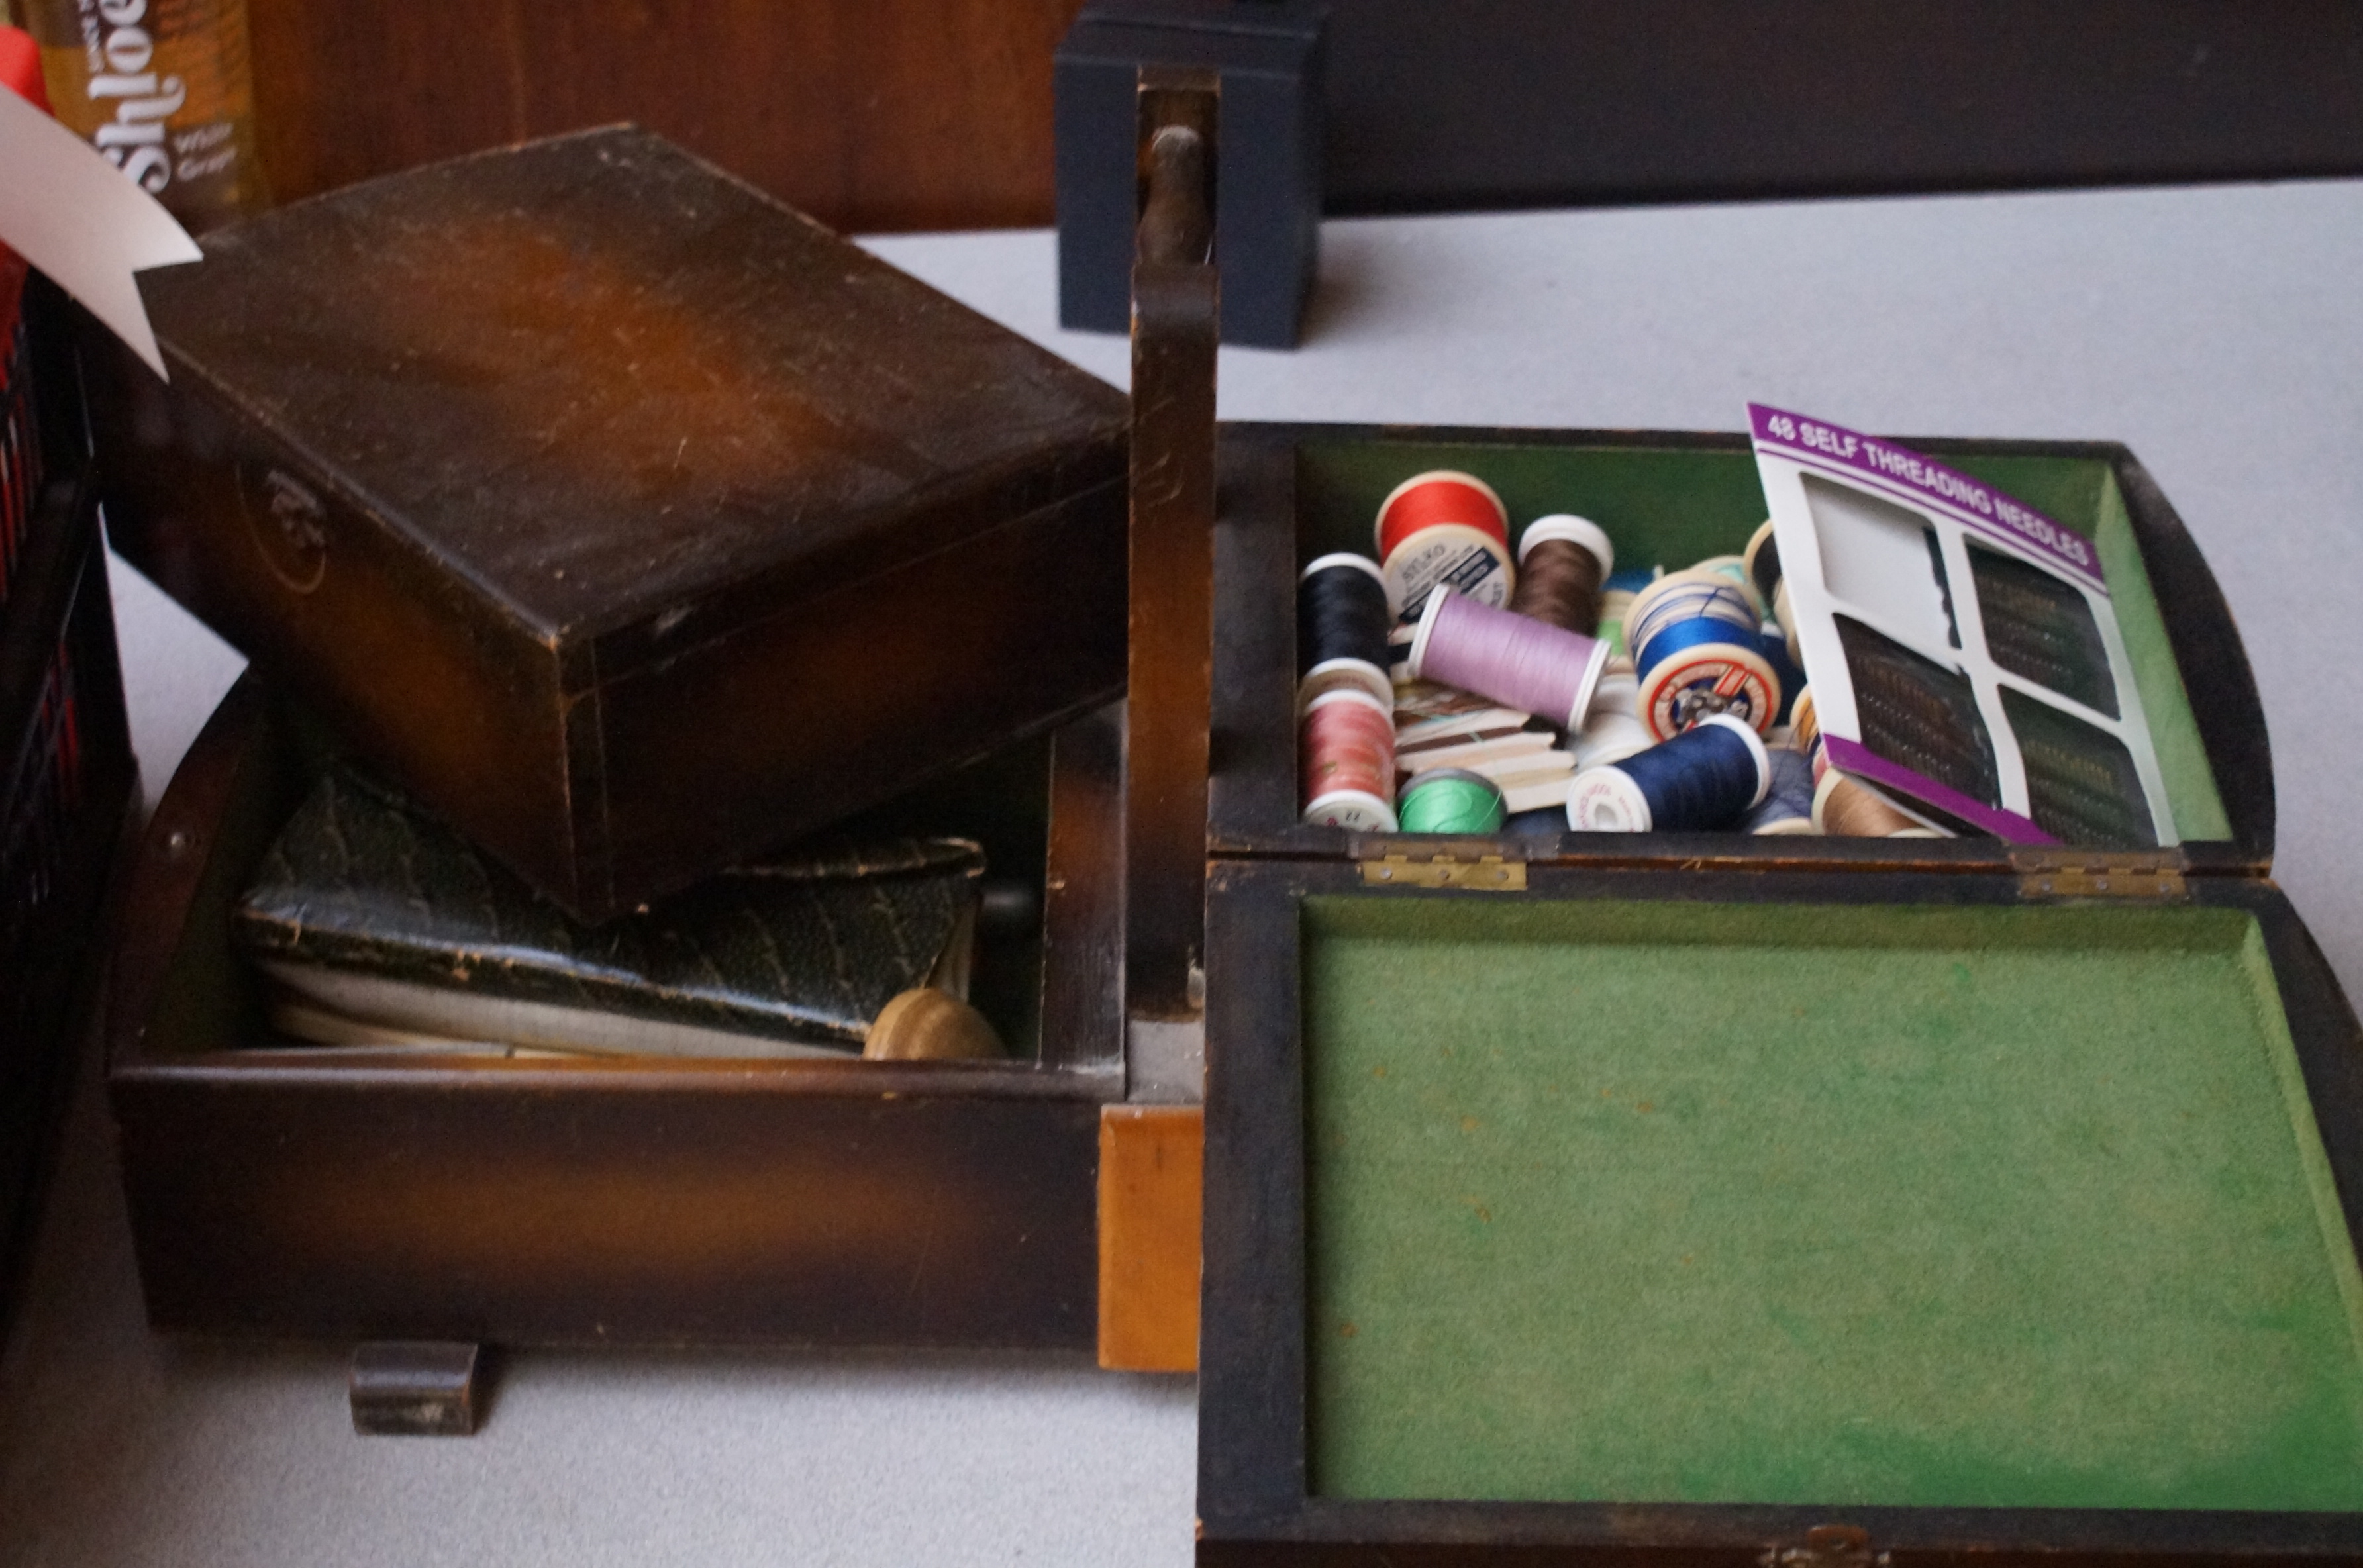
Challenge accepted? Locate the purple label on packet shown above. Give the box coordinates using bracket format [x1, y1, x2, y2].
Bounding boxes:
[1748, 403, 2103, 589]
[1823, 736, 2060, 845]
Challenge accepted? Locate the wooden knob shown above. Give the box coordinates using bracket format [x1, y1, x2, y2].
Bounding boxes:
[862, 988, 1004, 1062]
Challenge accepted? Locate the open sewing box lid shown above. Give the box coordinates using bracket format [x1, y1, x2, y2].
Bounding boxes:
[1184, 333, 2362, 1568]
[85, 125, 1131, 923]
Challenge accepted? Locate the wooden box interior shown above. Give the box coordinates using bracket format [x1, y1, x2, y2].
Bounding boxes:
[107, 675, 1126, 1349]
[1197, 861, 2363, 1563]
[1195, 421, 2363, 1561]
[1209, 426, 2268, 872]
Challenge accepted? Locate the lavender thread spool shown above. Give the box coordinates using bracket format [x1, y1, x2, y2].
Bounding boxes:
[1408, 587, 1610, 732]
[1566, 714, 1769, 834]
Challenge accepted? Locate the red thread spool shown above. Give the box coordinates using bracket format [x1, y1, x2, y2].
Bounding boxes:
[1374, 470, 1510, 562]
[1300, 688, 1399, 832]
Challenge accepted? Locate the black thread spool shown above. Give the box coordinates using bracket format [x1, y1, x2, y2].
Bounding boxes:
[1509, 515, 1613, 638]
[1298, 552, 1395, 706]
[1744, 518, 1782, 606]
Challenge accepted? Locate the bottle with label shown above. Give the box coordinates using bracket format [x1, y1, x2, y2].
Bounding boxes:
[22, 0, 265, 232]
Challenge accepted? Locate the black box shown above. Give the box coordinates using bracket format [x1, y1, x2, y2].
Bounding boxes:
[1056, 0, 1325, 349]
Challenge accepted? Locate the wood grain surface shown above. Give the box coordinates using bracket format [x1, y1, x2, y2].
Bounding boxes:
[1096, 1104, 1203, 1373]
[246, 0, 1084, 230]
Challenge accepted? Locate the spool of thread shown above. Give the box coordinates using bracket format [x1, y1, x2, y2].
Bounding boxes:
[1570, 669, 1653, 768]
[864, 987, 1005, 1061]
[1509, 515, 1613, 636]
[1375, 470, 1510, 560]
[1742, 746, 1819, 835]
[1409, 587, 1610, 732]
[1297, 658, 1393, 709]
[1791, 687, 1819, 755]
[1382, 524, 1515, 628]
[1301, 688, 1399, 831]
[1299, 552, 1392, 671]
[1599, 567, 1658, 660]
[1399, 767, 1507, 834]
[1691, 554, 1766, 617]
[1566, 714, 1769, 834]
[1759, 624, 1807, 725]
[1625, 569, 1780, 740]
[1812, 770, 1946, 838]
[1772, 577, 1803, 668]
[1744, 519, 1782, 607]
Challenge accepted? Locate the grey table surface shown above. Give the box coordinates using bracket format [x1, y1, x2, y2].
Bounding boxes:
[5, 179, 2360, 1565]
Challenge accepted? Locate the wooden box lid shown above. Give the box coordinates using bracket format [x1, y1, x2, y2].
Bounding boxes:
[135, 125, 1125, 667]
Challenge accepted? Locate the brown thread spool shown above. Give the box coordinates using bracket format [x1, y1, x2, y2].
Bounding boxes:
[1509, 515, 1613, 637]
[1812, 770, 1945, 838]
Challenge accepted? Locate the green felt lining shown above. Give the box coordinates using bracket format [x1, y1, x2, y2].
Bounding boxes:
[1303, 896, 2363, 1510]
[1293, 440, 2232, 842]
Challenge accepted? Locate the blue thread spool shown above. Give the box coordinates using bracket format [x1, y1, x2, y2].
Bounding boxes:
[1625, 569, 1780, 740]
[1758, 624, 1807, 726]
[1742, 744, 1817, 835]
[1689, 554, 1767, 618]
[1566, 714, 1769, 833]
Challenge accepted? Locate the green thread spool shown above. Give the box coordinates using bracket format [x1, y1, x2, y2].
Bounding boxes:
[1399, 768, 1506, 834]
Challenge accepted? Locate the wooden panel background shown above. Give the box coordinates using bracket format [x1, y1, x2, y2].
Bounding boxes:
[246, 0, 1085, 232]
[220, 1, 2363, 240]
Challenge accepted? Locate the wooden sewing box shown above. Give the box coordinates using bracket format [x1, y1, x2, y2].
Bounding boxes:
[91, 89, 2363, 1565]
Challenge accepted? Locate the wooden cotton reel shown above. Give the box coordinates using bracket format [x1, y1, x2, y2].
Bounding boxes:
[864, 987, 1005, 1061]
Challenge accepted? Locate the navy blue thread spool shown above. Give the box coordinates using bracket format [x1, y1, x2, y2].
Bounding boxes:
[1742, 745, 1817, 835]
[1297, 552, 1395, 707]
[1566, 714, 1769, 833]
[1625, 569, 1780, 740]
[1759, 624, 1807, 726]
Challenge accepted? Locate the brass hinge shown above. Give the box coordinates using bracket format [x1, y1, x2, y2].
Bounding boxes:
[1360, 851, 1527, 891]
[2013, 848, 2188, 901]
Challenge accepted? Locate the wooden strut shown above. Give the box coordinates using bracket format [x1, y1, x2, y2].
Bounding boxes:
[1123, 71, 1220, 1022]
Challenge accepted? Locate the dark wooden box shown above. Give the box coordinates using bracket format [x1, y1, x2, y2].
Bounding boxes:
[109, 675, 1128, 1349]
[87, 126, 1131, 924]
[1193, 423, 2363, 1563]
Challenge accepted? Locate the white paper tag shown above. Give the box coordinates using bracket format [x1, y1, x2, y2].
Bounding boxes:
[0, 81, 201, 380]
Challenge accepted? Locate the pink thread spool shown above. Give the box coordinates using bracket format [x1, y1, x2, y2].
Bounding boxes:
[1300, 688, 1400, 831]
[1407, 587, 1611, 732]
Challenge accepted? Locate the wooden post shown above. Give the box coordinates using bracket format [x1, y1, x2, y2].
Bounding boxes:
[1123, 70, 1219, 1022]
